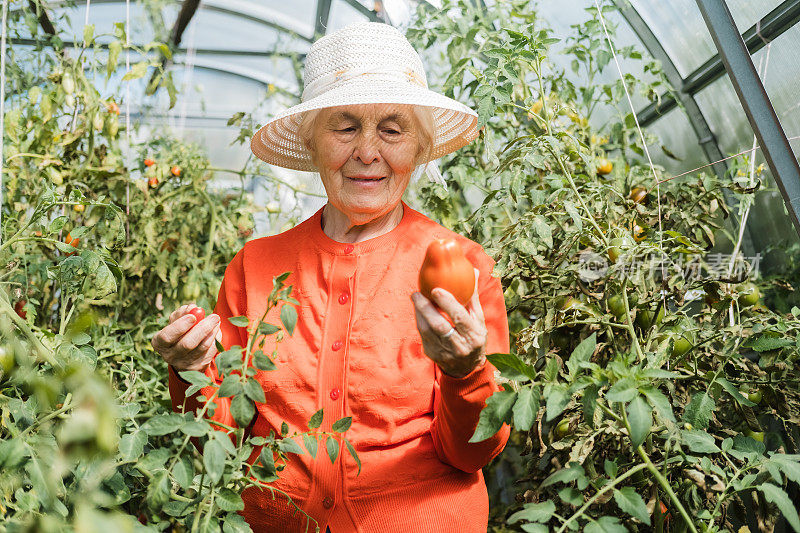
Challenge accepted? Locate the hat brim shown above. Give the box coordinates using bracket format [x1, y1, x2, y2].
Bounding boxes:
[250, 78, 479, 172]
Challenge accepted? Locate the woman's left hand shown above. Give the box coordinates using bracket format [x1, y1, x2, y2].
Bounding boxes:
[411, 268, 487, 378]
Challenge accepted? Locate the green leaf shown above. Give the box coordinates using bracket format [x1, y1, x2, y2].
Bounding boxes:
[487, 352, 535, 380]
[259, 447, 276, 476]
[559, 487, 584, 506]
[606, 378, 637, 403]
[541, 464, 585, 489]
[216, 488, 245, 512]
[545, 385, 570, 422]
[280, 305, 297, 335]
[566, 333, 596, 377]
[758, 483, 800, 532]
[181, 419, 211, 437]
[252, 351, 276, 371]
[716, 377, 755, 407]
[512, 386, 540, 431]
[345, 439, 361, 475]
[507, 501, 556, 524]
[277, 438, 304, 455]
[308, 409, 323, 429]
[230, 394, 255, 428]
[564, 201, 582, 231]
[470, 390, 516, 441]
[222, 513, 253, 533]
[146, 470, 170, 511]
[302, 434, 318, 458]
[626, 396, 652, 447]
[521, 525, 549, 533]
[769, 454, 800, 484]
[613, 487, 651, 525]
[141, 413, 183, 436]
[122, 62, 148, 81]
[244, 377, 266, 403]
[332, 417, 352, 433]
[682, 392, 715, 430]
[326, 436, 339, 463]
[682, 430, 720, 454]
[229, 316, 249, 327]
[747, 335, 794, 352]
[257, 323, 281, 336]
[585, 516, 628, 533]
[582, 384, 599, 425]
[640, 385, 675, 422]
[203, 438, 226, 483]
[118, 429, 146, 461]
[172, 456, 194, 489]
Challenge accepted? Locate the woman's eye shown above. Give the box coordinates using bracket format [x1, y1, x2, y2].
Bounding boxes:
[383, 129, 400, 135]
[338, 127, 355, 133]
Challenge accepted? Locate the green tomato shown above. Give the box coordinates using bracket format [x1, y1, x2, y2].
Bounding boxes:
[635, 306, 664, 330]
[607, 236, 633, 264]
[607, 292, 638, 319]
[672, 335, 693, 357]
[747, 390, 763, 404]
[737, 282, 760, 307]
[554, 419, 571, 440]
[744, 429, 765, 443]
[0, 346, 14, 378]
[181, 282, 201, 301]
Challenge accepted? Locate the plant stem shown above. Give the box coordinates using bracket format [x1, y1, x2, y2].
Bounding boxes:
[555, 463, 648, 532]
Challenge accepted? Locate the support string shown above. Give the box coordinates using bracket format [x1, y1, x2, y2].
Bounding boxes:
[0, 0, 7, 245]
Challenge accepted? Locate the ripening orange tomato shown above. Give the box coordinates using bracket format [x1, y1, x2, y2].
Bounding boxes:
[597, 158, 613, 175]
[148, 176, 159, 188]
[106, 101, 120, 115]
[170, 165, 181, 177]
[144, 158, 155, 167]
[419, 239, 475, 306]
[628, 186, 647, 204]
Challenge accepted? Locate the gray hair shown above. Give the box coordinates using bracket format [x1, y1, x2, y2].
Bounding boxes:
[298, 105, 436, 176]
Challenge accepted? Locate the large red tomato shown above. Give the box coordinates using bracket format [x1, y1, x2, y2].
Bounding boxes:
[419, 239, 475, 306]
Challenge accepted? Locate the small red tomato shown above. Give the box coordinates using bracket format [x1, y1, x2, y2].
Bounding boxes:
[188, 307, 205, 327]
[170, 165, 181, 177]
[148, 176, 159, 188]
[144, 158, 155, 167]
[419, 239, 475, 306]
[14, 300, 27, 320]
[65, 233, 79, 256]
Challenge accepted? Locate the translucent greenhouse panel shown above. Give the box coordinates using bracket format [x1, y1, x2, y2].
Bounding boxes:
[179, 0, 317, 41]
[48, 2, 156, 45]
[544, 0, 662, 129]
[628, 0, 782, 77]
[327, 0, 371, 33]
[643, 107, 707, 177]
[171, 6, 311, 55]
[694, 60, 798, 264]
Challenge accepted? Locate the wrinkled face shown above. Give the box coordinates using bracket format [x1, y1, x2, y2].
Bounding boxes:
[307, 103, 421, 224]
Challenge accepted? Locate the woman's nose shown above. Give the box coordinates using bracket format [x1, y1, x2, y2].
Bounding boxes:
[351, 133, 381, 165]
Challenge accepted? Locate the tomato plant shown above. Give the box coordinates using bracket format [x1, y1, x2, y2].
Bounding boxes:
[409, 1, 800, 530]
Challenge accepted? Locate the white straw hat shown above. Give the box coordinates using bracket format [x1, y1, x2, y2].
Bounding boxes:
[250, 21, 479, 184]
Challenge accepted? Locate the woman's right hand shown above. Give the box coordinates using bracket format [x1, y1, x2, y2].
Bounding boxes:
[152, 304, 222, 371]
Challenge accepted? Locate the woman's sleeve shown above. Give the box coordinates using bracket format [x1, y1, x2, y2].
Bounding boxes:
[167, 248, 250, 436]
[430, 250, 511, 474]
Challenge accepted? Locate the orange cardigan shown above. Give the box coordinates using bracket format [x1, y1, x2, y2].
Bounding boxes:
[167, 201, 511, 533]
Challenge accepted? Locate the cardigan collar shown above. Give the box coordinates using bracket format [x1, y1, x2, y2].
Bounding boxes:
[308, 200, 416, 255]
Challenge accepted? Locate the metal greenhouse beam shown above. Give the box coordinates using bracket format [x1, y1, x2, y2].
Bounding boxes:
[696, 0, 800, 237]
[638, 0, 800, 127]
[315, 0, 332, 37]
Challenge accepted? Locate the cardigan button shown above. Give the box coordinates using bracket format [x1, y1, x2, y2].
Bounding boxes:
[330, 388, 341, 400]
[343, 244, 354, 254]
[338, 292, 349, 304]
[331, 340, 343, 351]
[322, 496, 334, 509]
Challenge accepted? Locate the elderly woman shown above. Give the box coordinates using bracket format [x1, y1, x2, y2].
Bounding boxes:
[153, 22, 510, 533]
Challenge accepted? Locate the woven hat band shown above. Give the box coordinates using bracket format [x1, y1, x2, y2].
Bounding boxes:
[301, 66, 428, 102]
